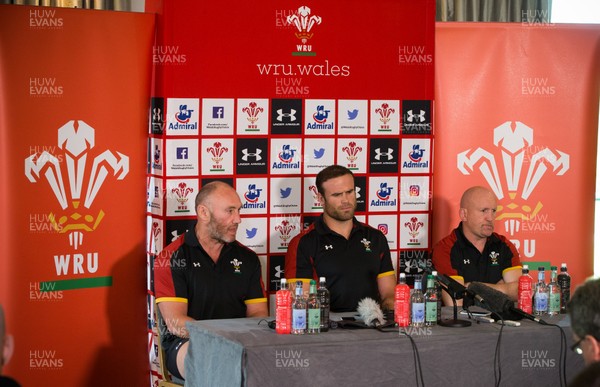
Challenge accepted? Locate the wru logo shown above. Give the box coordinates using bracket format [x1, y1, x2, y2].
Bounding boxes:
[25, 120, 129, 249]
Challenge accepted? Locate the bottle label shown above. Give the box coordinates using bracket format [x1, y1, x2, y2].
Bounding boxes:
[275, 291, 291, 334]
[412, 303, 425, 323]
[534, 293, 548, 312]
[394, 286, 411, 326]
[549, 293, 560, 313]
[425, 302, 437, 322]
[292, 309, 306, 330]
[308, 309, 320, 330]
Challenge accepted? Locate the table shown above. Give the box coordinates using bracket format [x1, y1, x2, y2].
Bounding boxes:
[185, 308, 585, 386]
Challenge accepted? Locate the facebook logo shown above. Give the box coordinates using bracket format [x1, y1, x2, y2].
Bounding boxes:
[176, 147, 188, 159]
[212, 106, 224, 119]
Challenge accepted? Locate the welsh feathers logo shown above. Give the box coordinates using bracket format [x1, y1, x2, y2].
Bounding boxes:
[25, 120, 129, 249]
[457, 121, 569, 237]
[288, 6, 322, 56]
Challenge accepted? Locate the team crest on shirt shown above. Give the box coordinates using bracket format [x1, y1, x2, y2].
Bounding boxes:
[230, 258, 242, 274]
[489, 251, 499, 266]
[360, 238, 372, 252]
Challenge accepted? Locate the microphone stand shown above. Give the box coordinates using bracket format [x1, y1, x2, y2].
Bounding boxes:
[438, 284, 471, 328]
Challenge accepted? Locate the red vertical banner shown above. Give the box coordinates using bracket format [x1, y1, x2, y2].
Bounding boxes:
[434, 23, 600, 288]
[0, 5, 154, 386]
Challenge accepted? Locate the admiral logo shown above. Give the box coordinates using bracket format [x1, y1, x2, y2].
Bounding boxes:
[371, 182, 396, 207]
[153, 45, 187, 64]
[29, 77, 63, 97]
[170, 104, 197, 130]
[457, 121, 569, 258]
[404, 144, 429, 168]
[398, 45, 432, 64]
[307, 105, 334, 130]
[273, 144, 300, 170]
[29, 9, 63, 29]
[243, 184, 266, 209]
[288, 6, 322, 56]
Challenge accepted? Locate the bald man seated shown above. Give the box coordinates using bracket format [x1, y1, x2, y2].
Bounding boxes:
[432, 186, 522, 306]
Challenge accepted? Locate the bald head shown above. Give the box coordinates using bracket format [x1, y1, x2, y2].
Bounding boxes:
[195, 181, 236, 212]
[460, 186, 497, 209]
[459, 186, 498, 243]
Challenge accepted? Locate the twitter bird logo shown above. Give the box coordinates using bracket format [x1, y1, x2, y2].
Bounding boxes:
[347, 109, 359, 120]
[246, 228, 258, 238]
[313, 148, 325, 159]
[280, 187, 292, 198]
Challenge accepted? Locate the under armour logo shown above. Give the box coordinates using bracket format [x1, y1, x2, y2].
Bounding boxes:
[274, 265, 284, 278]
[374, 148, 394, 161]
[277, 109, 296, 122]
[463, 259, 470, 265]
[407, 109, 426, 123]
[193, 262, 201, 267]
[241, 148, 262, 161]
[324, 245, 333, 250]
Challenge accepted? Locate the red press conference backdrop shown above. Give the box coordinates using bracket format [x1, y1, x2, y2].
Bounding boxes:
[0, 5, 154, 386]
[434, 23, 600, 289]
[145, 0, 435, 383]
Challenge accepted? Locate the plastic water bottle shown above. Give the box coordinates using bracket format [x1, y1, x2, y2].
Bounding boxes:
[425, 275, 438, 326]
[533, 267, 548, 316]
[394, 273, 411, 327]
[410, 276, 425, 327]
[275, 278, 292, 334]
[306, 280, 320, 334]
[518, 265, 534, 314]
[548, 266, 560, 316]
[557, 263, 570, 314]
[317, 277, 330, 332]
[291, 281, 306, 334]
[431, 270, 442, 323]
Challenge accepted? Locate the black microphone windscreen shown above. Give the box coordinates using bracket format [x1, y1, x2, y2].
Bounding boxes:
[467, 282, 523, 321]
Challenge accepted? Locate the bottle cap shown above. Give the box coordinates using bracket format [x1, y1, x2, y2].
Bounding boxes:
[319, 276, 326, 282]
[551, 266, 557, 271]
[399, 273, 406, 278]
[432, 270, 438, 276]
[523, 264, 529, 270]
[281, 278, 287, 284]
[561, 263, 567, 267]
[538, 266, 545, 271]
[310, 279, 316, 285]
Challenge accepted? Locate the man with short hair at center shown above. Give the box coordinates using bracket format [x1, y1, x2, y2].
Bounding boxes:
[285, 165, 396, 312]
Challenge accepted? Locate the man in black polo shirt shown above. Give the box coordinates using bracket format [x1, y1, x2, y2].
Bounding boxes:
[155, 181, 268, 380]
[285, 165, 396, 312]
[432, 186, 522, 306]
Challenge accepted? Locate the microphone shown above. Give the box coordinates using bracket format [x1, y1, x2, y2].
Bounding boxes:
[436, 274, 485, 304]
[357, 298, 385, 327]
[467, 282, 546, 324]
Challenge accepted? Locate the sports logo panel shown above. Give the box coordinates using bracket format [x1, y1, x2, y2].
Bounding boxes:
[236, 138, 268, 175]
